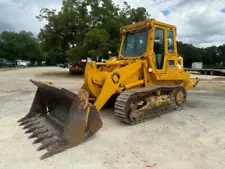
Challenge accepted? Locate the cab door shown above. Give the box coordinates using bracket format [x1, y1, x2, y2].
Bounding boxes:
[166, 28, 180, 74]
[153, 26, 167, 74]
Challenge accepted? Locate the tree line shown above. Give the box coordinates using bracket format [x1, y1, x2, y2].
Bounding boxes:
[0, 0, 224, 68]
[0, 31, 43, 64]
[177, 42, 225, 68]
[36, 0, 150, 65]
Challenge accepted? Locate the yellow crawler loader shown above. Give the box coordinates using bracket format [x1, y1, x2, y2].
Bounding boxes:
[18, 19, 199, 159]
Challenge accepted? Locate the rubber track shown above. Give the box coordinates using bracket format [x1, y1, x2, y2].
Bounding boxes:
[114, 85, 186, 125]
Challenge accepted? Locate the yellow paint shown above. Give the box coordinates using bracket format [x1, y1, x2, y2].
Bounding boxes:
[79, 18, 199, 112]
[44, 81, 53, 85]
[125, 80, 144, 89]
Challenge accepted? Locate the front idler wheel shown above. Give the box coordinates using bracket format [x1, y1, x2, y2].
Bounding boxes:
[175, 88, 186, 105]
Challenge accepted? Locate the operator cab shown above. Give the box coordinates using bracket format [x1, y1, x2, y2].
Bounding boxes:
[119, 19, 179, 73]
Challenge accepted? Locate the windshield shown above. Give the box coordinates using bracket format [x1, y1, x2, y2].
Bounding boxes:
[122, 27, 148, 57]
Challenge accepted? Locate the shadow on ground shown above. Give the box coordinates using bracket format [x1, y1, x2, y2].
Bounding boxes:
[36, 71, 84, 79]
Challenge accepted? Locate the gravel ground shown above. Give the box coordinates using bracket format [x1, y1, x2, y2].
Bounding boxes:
[0, 67, 225, 169]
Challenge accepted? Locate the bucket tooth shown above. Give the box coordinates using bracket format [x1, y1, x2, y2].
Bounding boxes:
[25, 129, 34, 134]
[25, 126, 42, 134]
[18, 116, 30, 123]
[28, 133, 36, 139]
[28, 128, 49, 139]
[33, 138, 42, 144]
[32, 133, 53, 144]
[34, 128, 48, 136]
[18, 114, 41, 123]
[40, 152, 53, 160]
[26, 124, 40, 131]
[40, 144, 66, 160]
[19, 117, 36, 126]
[19, 121, 28, 126]
[19, 115, 42, 127]
[23, 121, 40, 130]
[36, 138, 59, 151]
[41, 141, 69, 160]
[23, 125, 31, 130]
[37, 145, 46, 151]
[33, 136, 47, 144]
[18, 118, 25, 123]
[18, 113, 35, 122]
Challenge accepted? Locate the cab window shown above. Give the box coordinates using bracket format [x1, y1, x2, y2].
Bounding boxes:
[168, 30, 174, 53]
[154, 28, 164, 69]
[122, 27, 148, 57]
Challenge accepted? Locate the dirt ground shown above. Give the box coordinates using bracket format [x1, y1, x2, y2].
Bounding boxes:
[0, 67, 225, 169]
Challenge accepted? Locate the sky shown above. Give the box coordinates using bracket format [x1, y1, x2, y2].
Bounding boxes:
[0, 0, 225, 47]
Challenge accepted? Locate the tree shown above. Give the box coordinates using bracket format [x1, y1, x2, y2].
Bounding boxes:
[0, 31, 42, 63]
[37, 0, 90, 64]
[217, 44, 225, 66]
[177, 41, 201, 67]
[84, 28, 110, 60]
[37, 0, 150, 63]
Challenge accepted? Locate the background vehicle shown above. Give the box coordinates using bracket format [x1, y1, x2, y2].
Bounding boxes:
[10, 60, 17, 67]
[69, 57, 107, 74]
[69, 59, 88, 74]
[0, 59, 5, 67]
[17, 60, 29, 67]
[0, 59, 13, 67]
[18, 19, 199, 159]
[57, 63, 68, 68]
[185, 62, 225, 76]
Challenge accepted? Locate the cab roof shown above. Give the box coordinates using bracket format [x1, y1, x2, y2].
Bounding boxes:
[120, 19, 176, 34]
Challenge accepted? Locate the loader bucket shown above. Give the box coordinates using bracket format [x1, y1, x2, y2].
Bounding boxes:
[18, 79, 102, 160]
